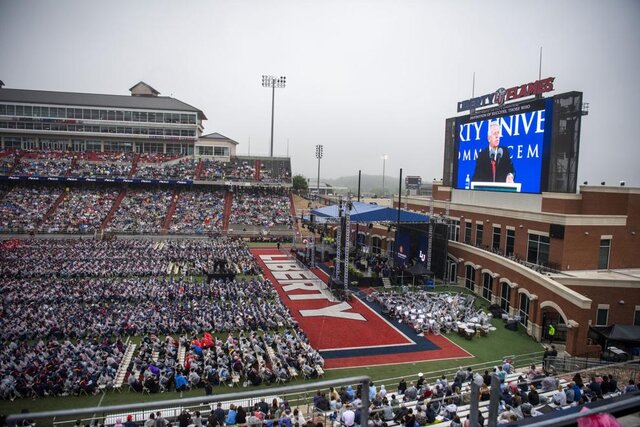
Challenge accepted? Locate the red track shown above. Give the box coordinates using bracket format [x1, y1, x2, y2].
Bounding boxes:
[252, 248, 471, 368]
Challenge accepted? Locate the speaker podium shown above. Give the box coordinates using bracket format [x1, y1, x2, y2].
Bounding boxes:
[470, 181, 522, 192]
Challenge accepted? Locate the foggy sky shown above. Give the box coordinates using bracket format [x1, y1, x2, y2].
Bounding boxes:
[1, 0, 639, 186]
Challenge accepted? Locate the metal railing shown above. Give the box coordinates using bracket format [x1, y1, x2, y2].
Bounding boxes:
[6, 376, 371, 427]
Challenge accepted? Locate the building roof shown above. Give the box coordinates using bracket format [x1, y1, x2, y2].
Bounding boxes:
[129, 81, 160, 96]
[0, 87, 207, 120]
[199, 132, 239, 145]
[311, 201, 430, 223]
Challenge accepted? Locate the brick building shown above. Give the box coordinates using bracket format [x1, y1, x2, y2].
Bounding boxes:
[398, 183, 640, 356]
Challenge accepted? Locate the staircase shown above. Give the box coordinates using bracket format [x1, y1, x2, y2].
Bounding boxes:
[128, 154, 140, 178]
[254, 159, 261, 181]
[40, 190, 67, 226]
[382, 277, 392, 289]
[66, 157, 77, 177]
[222, 191, 233, 232]
[161, 189, 180, 231]
[194, 158, 204, 180]
[289, 192, 301, 236]
[100, 189, 127, 229]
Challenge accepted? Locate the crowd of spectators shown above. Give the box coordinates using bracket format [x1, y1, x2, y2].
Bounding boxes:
[39, 187, 119, 233]
[308, 363, 637, 427]
[69, 161, 132, 179]
[135, 159, 197, 180]
[0, 235, 327, 402]
[129, 328, 323, 396]
[0, 185, 62, 232]
[198, 159, 254, 182]
[230, 189, 293, 228]
[0, 276, 296, 342]
[0, 149, 20, 174]
[0, 238, 259, 279]
[0, 150, 296, 186]
[108, 189, 173, 233]
[169, 189, 225, 234]
[137, 153, 183, 163]
[0, 338, 124, 400]
[12, 158, 71, 177]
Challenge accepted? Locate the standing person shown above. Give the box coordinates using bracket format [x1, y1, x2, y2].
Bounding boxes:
[213, 403, 226, 426]
[124, 415, 136, 427]
[155, 411, 168, 427]
[547, 323, 556, 344]
[471, 121, 515, 183]
[340, 403, 356, 427]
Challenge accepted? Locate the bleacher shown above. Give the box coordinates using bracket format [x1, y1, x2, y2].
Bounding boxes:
[309, 361, 632, 427]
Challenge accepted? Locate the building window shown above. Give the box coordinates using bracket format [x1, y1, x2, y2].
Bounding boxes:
[448, 220, 460, 242]
[214, 146, 229, 156]
[465, 265, 475, 291]
[198, 146, 213, 156]
[475, 223, 484, 247]
[519, 293, 530, 327]
[500, 282, 511, 313]
[505, 229, 515, 257]
[371, 236, 382, 255]
[598, 239, 611, 269]
[482, 273, 492, 301]
[634, 307, 640, 326]
[492, 226, 501, 252]
[527, 233, 550, 266]
[596, 308, 609, 326]
[464, 222, 472, 244]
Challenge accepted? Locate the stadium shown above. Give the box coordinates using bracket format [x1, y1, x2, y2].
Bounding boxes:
[1, 78, 639, 427]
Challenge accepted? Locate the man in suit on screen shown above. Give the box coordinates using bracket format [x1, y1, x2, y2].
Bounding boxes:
[471, 120, 515, 183]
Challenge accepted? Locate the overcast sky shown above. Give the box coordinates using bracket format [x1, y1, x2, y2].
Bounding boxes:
[1, 0, 639, 186]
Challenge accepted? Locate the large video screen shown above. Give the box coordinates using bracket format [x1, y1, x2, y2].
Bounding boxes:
[454, 99, 553, 194]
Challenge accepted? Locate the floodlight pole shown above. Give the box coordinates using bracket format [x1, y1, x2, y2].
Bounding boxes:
[382, 155, 388, 197]
[262, 75, 287, 157]
[315, 145, 323, 196]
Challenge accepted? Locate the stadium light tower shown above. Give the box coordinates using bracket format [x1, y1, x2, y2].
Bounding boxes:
[315, 144, 323, 196]
[261, 75, 287, 157]
[381, 154, 388, 197]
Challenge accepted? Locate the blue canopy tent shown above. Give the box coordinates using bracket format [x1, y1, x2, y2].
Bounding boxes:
[310, 201, 430, 224]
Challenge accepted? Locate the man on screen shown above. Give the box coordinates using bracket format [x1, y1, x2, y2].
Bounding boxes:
[471, 121, 515, 183]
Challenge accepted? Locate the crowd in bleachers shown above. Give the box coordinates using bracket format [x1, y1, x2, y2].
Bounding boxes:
[0, 185, 62, 232]
[108, 189, 173, 233]
[230, 189, 293, 228]
[12, 158, 71, 177]
[69, 161, 131, 179]
[309, 362, 639, 427]
[0, 149, 295, 185]
[199, 159, 256, 182]
[135, 158, 197, 180]
[40, 187, 119, 233]
[137, 153, 183, 163]
[169, 188, 225, 234]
